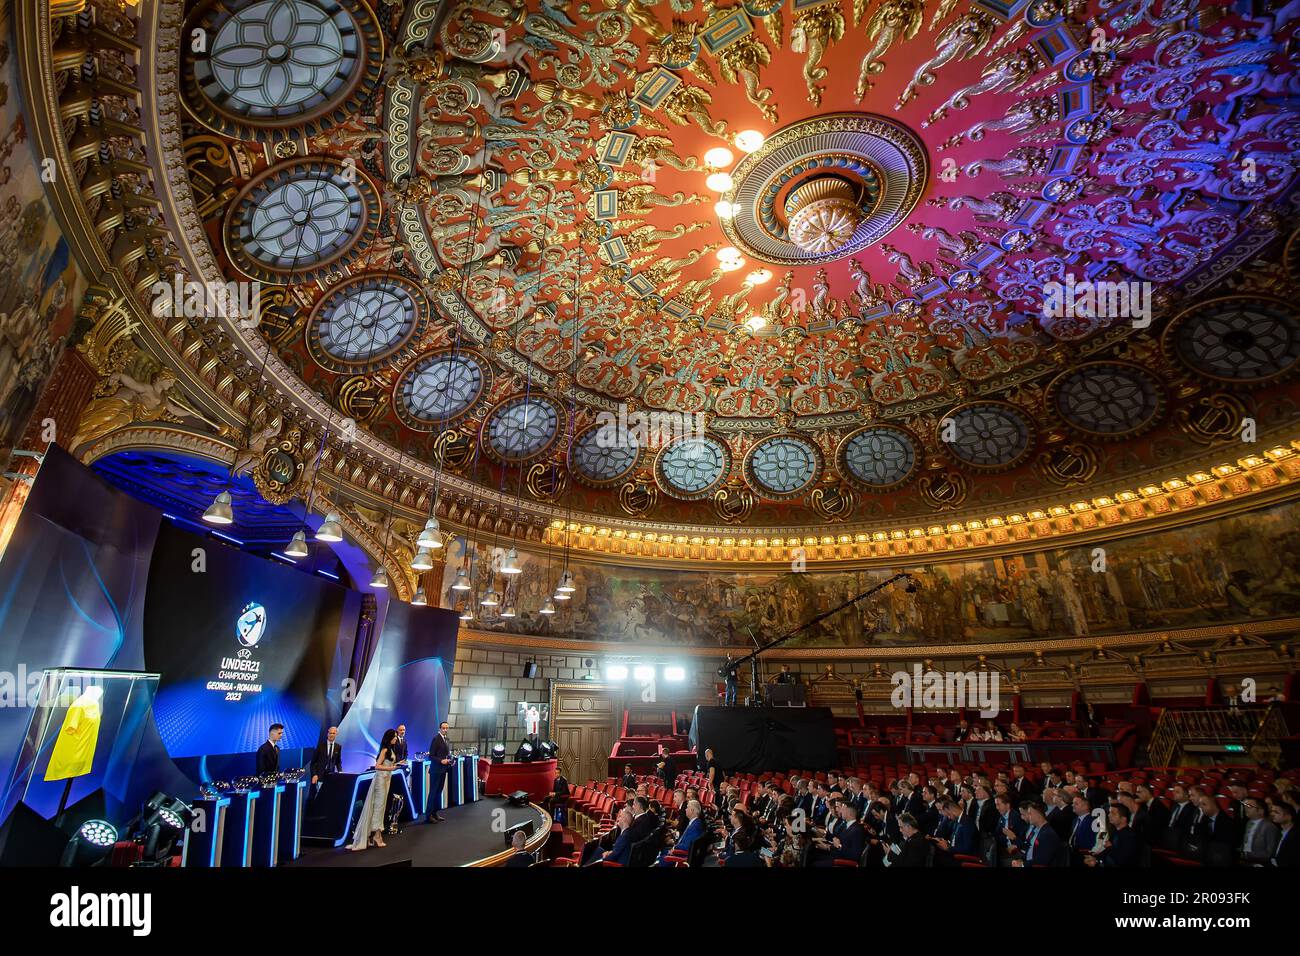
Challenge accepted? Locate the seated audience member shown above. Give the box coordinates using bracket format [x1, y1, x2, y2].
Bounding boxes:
[918, 786, 942, 836]
[669, 789, 688, 831]
[1082, 776, 1110, 809]
[657, 799, 706, 865]
[884, 813, 930, 867]
[814, 802, 865, 866]
[1239, 797, 1280, 866]
[994, 793, 1027, 863]
[1012, 802, 1063, 867]
[1009, 763, 1040, 801]
[1084, 804, 1143, 867]
[952, 719, 973, 742]
[982, 720, 1003, 742]
[1269, 802, 1297, 867]
[931, 800, 977, 860]
[1068, 795, 1099, 863]
[598, 809, 636, 866]
[1008, 722, 1028, 742]
[504, 829, 535, 867]
[621, 764, 637, 789]
[628, 796, 659, 843]
[1134, 784, 1169, 844]
[724, 830, 766, 867]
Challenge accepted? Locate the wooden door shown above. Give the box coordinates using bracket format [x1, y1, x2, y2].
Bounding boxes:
[550, 682, 622, 786]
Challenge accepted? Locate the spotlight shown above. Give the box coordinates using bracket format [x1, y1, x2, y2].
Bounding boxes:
[284, 530, 309, 559]
[60, 819, 118, 867]
[605, 664, 628, 681]
[515, 740, 536, 762]
[540, 740, 559, 759]
[664, 666, 686, 681]
[491, 743, 506, 762]
[706, 171, 734, 192]
[735, 129, 765, 152]
[201, 490, 234, 525]
[633, 665, 655, 681]
[471, 694, 497, 711]
[718, 255, 746, 272]
[315, 511, 344, 542]
[451, 568, 471, 590]
[410, 548, 434, 571]
[714, 200, 736, 219]
[745, 269, 773, 285]
[140, 792, 190, 861]
[416, 516, 442, 549]
[411, 587, 428, 606]
[369, 567, 389, 589]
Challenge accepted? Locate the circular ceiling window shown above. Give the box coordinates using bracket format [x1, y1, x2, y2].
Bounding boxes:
[655, 435, 730, 500]
[183, 0, 383, 141]
[941, 402, 1034, 471]
[307, 275, 425, 373]
[483, 395, 562, 463]
[1050, 362, 1164, 438]
[394, 349, 490, 430]
[838, 425, 918, 491]
[744, 435, 823, 499]
[1165, 295, 1300, 385]
[225, 158, 378, 283]
[568, 422, 642, 487]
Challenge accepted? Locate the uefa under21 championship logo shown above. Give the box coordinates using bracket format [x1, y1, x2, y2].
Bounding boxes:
[236, 602, 267, 648]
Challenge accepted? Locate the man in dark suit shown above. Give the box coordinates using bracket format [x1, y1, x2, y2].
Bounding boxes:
[504, 829, 535, 867]
[310, 725, 342, 788]
[1189, 792, 1239, 863]
[917, 786, 942, 836]
[627, 796, 659, 845]
[653, 744, 677, 787]
[256, 724, 283, 776]
[1067, 795, 1098, 863]
[952, 718, 972, 742]
[1085, 804, 1142, 867]
[826, 803, 866, 864]
[1014, 802, 1063, 867]
[724, 830, 765, 867]
[994, 793, 1027, 863]
[1082, 776, 1110, 810]
[1134, 784, 1169, 844]
[391, 724, 408, 764]
[1269, 802, 1297, 867]
[885, 814, 930, 867]
[601, 809, 637, 866]
[1044, 789, 1072, 840]
[1009, 764, 1040, 802]
[427, 720, 452, 823]
[971, 784, 1000, 840]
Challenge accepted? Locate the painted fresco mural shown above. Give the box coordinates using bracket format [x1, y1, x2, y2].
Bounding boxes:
[0, 4, 88, 461]
[439, 500, 1300, 648]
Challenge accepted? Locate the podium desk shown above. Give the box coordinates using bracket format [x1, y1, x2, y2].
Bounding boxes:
[183, 796, 230, 867]
[220, 790, 259, 868]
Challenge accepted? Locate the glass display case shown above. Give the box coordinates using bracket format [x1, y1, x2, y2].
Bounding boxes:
[1, 668, 159, 824]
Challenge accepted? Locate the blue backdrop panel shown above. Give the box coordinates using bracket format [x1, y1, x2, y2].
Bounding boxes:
[335, 600, 458, 771]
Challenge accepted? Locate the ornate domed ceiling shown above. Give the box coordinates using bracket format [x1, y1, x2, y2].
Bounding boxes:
[156, 0, 1300, 537]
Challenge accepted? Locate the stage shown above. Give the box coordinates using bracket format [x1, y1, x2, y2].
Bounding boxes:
[286, 798, 551, 867]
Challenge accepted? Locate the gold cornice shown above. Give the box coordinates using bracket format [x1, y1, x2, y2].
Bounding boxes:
[459, 618, 1300, 661]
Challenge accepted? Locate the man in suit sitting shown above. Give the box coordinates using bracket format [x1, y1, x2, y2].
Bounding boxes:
[1009, 764, 1040, 802]
[1067, 794, 1098, 863]
[1269, 801, 1297, 867]
[917, 786, 942, 836]
[994, 793, 1027, 864]
[1012, 801, 1063, 867]
[1084, 804, 1142, 867]
[627, 795, 660, 859]
[723, 829, 766, 867]
[884, 814, 930, 867]
[657, 799, 706, 865]
[504, 829, 535, 867]
[932, 800, 978, 861]
[600, 808, 636, 866]
[256, 723, 283, 776]
[309, 725, 342, 791]
[821, 802, 866, 865]
[427, 720, 452, 823]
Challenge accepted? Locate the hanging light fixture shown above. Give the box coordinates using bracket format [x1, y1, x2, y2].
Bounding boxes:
[458, 602, 474, 621]
[316, 511, 344, 542]
[411, 587, 428, 606]
[369, 566, 389, 589]
[557, 569, 576, 593]
[417, 515, 442, 549]
[500, 546, 521, 575]
[284, 530, 309, 559]
[554, 587, 571, 602]
[202, 490, 234, 525]
[539, 596, 556, 615]
[499, 600, 517, 618]
[451, 567, 471, 590]
[410, 548, 434, 571]
[480, 588, 500, 607]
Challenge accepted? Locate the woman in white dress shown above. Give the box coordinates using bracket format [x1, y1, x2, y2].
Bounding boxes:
[348, 728, 400, 851]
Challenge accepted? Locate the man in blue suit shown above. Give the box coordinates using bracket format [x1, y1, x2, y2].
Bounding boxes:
[657, 799, 707, 865]
[1013, 802, 1063, 867]
[1068, 794, 1098, 863]
[600, 808, 636, 866]
[994, 793, 1027, 864]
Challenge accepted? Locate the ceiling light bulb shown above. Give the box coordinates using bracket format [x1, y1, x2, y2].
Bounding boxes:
[315, 511, 344, 542]
[746, 268, 772, 285]
[703, 146, 734, 168]
[500, 546, 522, 574]
[718, 256, 746, 272]
[410, 548, 434, 571]
[284, 530, 308, 559]
[451, 568, 471, 591]
[499, 602, 517, 618]
[480, 588, 500, 607]
[458, 604, 474, 621]
[411, 587, 428, 607]
[416, 516, 442, 549]
[369, 567, 389, 589]
[539, 597, 556, 615]
[557, 570, 576, 593]
[705, 171, 734, 192]
[717, 246, 742, 262]
[735, 130, 765, 153]
[201, 490, 234, 525]
[714, 200, 736, 219]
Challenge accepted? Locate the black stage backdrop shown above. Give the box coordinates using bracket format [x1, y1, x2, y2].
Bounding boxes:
[689, 706, 838, 773]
